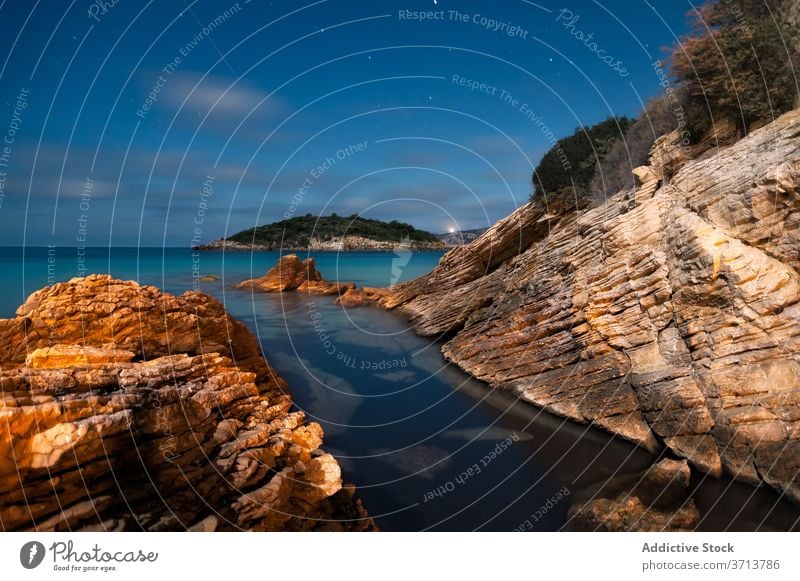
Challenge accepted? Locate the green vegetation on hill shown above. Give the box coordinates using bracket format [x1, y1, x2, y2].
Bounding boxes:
[531, 0, 799, 205]
[590, 94, 682, 201]
[532, 117, 630, 201]
[227, 214, 441, 247]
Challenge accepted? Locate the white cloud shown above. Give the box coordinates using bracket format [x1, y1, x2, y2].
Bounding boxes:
[162, 73, 289, 119]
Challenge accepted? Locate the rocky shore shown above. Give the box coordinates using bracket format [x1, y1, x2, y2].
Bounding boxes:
[195, 235, 445, 252]
[0, 274, 374, 531]
[370, 108, 800, 511]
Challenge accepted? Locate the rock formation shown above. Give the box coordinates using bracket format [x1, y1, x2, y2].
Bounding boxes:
[335, 286, 390, 308]
[379, 108, 800, 504]
[236, 254, 354, 296]
[0, 274, 373, 531]
[237, 253, 389, 307]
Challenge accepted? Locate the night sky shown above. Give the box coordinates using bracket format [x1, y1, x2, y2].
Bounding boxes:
[0, 0, 690, 246]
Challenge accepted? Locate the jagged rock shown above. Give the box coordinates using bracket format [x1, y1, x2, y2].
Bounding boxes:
[236, 254, 354, 296]
[381, 108, 800, 504]
[0, 274, 374, 532]
[566, 458, 700, 531]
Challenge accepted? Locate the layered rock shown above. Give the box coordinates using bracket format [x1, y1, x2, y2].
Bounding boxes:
[335, 286, 390, 308]
[0, 274, 373, 531]
[236, 254, 354, 296]
[380, 108, 800, 503]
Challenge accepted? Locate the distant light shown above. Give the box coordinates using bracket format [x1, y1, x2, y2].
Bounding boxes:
[448, 228, 455, 233]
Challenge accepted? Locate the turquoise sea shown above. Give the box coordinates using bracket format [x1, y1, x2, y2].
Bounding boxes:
[1, 247, 798, 531]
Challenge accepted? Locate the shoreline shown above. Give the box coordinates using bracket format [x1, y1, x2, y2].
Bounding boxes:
[192, 246, 450, 253]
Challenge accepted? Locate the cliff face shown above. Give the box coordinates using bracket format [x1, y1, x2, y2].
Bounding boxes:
[382, 108, 800, 503]
[0, 275, 373, 531]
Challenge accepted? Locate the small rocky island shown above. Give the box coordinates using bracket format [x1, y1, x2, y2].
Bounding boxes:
[195, 214, 446, 251]
[0, 275, 374, 531]
[236, 253, 389, 307]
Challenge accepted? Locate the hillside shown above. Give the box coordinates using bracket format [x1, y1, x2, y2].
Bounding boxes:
[198, 214, 445, 251]
[436, 228, 488, 247]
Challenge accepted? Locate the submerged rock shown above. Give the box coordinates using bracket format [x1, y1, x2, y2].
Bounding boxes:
[566, 458, 700, 532]
[380, 107, 800, 504]
[0, 274, 374, 531]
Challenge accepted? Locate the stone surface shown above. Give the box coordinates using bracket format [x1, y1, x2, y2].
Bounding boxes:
[236, 254, 354, 296]
[380, 108, 800, 503]
[0, 274, 374, 531]
[566, 458, 700, 531]
[335, 286, 390, 308]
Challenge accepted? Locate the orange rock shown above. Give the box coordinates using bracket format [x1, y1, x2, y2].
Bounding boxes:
[336, 286, 390, 308]
[236, 254, 355, 296]
[0, 275, 374, 532]
[25, 346, 135, 369]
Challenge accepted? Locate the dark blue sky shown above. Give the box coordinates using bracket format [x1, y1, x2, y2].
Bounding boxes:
[0, 0, 690, 246]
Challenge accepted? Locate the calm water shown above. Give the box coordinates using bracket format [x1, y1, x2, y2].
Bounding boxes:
[1, 247, 798, 531]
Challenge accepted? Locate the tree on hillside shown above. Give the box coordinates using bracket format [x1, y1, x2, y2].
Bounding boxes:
[531, 116, 630, 202]
[590, 94, 683, 202]
[670, 0, 800, 141]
